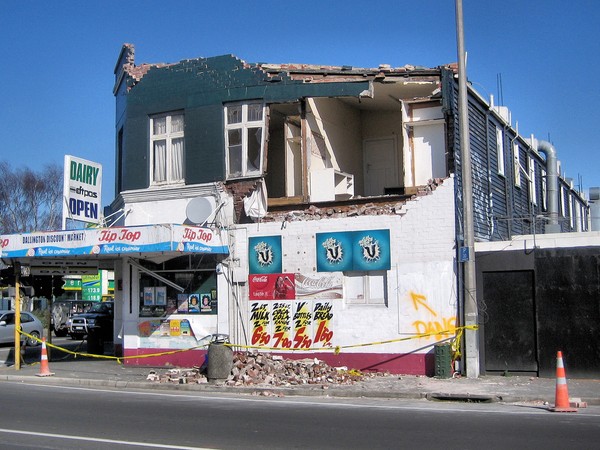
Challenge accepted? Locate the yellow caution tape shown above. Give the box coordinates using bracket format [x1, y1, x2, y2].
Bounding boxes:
[224, 325, 478, 355]
[18, 330, 211, 364]
[18, 325, 479, 364]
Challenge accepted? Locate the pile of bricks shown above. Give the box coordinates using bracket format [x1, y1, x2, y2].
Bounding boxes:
[146, 367, 208, 385]
[145, 352, 376, 386]
[225, 351, 365, 387]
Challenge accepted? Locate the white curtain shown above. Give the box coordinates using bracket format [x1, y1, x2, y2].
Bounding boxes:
[171, 138, 184, 181]
[153, 140, 166, 182]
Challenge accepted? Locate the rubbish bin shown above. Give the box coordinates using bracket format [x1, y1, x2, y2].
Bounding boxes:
[434, 342, 452, 379]
[207, 339, 233, 381]
[87, 331, 104, 355]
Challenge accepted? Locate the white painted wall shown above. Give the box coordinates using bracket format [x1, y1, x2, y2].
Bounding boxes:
[116, 177, 458, 357]
[236, 176, 457, 355]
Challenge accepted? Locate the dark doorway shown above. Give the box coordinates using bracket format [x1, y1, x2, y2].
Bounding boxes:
[482, 270, 538, 374]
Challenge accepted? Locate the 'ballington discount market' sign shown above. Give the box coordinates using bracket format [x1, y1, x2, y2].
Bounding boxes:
[63, 155, 102, 226]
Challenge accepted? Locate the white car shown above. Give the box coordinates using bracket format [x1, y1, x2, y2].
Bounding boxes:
[0, 310, 43, 346]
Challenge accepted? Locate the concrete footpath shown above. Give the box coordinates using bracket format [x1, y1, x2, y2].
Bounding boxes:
[1, 351, 599, 406]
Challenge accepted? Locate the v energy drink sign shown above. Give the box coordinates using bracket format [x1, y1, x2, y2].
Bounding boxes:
[63, 155, 102, 226]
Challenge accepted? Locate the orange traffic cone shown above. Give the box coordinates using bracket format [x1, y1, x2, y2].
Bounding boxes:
[551, 351, 576, 412]
[36, 337, 54, 377]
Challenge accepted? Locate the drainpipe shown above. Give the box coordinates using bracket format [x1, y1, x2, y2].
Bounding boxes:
[537, 140, 561, 233]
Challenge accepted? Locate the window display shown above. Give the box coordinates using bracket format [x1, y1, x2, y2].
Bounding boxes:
[138, 255, 218, 317]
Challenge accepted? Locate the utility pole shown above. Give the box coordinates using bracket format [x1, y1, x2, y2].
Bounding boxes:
[14, 263, 21, 370]
[455, 0, 479, 378]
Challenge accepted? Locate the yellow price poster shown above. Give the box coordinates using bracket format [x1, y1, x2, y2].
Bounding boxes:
[170, 319, 181, 336]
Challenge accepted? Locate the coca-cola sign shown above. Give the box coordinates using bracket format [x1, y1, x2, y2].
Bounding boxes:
[248, 273, 295, 300]
[294, 273, 342, 299]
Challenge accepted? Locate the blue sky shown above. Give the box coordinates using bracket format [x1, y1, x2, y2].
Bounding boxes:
[2, 0, 599, 203]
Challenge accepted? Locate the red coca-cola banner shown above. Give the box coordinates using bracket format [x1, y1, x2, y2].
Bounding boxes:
[248, 273, 296, 300]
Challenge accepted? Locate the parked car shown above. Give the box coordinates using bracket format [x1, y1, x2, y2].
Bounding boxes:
[68, 301, 114, 341]
[0, 310, 43, 346]
[51, 300, 93, 337]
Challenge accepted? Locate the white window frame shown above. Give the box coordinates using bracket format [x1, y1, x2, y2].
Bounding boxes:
[224, 102, 266, 179]
[150, 112, 185, 186]
[529, 156, 537, 205]
[568, 194, 574, 228]
[496, 127, 505, 176]
[344, 271, 388, 306]
[513, 142, 521, 187]
[576, 203, 583, 232]
[541, 168, 547, 211]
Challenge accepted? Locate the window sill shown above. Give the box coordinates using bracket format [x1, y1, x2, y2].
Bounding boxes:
[149, 181, 186, 189]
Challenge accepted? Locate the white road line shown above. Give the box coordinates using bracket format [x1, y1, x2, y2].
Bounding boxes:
[0, 427, 214, 450]
[7, 381, 599, 417]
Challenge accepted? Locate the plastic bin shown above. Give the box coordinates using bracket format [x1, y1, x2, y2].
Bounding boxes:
[434, 342, 452, 378]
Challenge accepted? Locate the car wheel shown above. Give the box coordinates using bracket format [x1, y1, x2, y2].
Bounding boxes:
[27, 331, 41, 347]
[54, 328, 68, 337]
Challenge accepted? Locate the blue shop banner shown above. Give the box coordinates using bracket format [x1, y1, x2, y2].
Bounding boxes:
[316, 229, 390, 272]
[249, 235, 282, 274]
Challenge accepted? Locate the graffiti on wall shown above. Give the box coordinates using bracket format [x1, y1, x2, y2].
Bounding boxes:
[408, 291, 456, 340]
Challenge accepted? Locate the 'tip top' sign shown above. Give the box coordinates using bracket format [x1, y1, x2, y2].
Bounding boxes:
[63, 155, 102, 225]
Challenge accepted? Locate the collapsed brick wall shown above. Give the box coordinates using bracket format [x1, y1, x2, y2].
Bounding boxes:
[225, 177, 447, 224]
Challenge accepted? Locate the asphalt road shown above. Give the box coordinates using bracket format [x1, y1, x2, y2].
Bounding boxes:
[0, 380, 599, 449]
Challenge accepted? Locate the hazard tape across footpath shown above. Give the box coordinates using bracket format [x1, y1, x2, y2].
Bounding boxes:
[224, 325, 478, 356]
[18, 325, 478, 364]
[18, 330, 210, 364]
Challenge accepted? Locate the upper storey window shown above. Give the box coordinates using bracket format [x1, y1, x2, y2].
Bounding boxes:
[496, 127, 505, 176]
[224, 102, 265, 179]
[150, 112, 184, 185]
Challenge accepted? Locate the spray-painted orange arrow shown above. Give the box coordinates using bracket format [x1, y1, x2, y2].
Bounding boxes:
[409, 291, 438, 316]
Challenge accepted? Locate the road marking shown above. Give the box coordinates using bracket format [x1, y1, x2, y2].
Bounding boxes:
[0, 427, 214, 450]
[8, 381, 600, 417]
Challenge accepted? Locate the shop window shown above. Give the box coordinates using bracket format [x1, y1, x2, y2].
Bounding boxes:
[137, 256, 218, 317]
[345, 271, 387, 305]
[224, 102, 265, 179]
[150, 112, 185, 185]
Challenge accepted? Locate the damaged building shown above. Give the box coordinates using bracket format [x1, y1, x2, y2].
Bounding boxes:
[2, 43, 594, 377]
[106, 43, 591, 375]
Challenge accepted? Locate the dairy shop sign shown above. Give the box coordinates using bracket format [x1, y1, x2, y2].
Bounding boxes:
[63, 155, 102, 226]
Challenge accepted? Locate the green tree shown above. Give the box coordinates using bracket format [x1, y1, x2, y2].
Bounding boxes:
[0, 161, 63, 234]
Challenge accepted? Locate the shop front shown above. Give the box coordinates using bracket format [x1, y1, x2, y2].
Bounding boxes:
[0, 223, 229, 366]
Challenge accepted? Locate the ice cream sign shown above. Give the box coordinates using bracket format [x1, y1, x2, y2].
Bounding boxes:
[63, 155, 102, 225]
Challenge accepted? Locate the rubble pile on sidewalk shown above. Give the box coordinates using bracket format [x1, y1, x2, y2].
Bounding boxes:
[145, 351, 387, 386]
[146, 367, 208, 385]
[225, 351, 368, 387]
